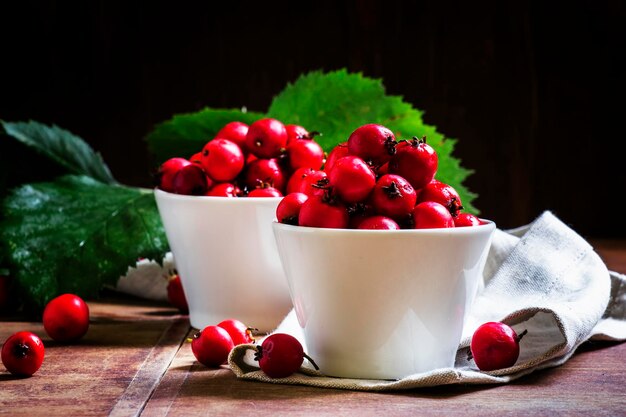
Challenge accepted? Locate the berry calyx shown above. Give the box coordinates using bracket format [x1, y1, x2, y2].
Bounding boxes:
[470, 322, 527, 371]
[254, 333, 318, 378]
[347, 124, 397, 166]
[417, 179, 463, 216]
[288, 169, 328, 197]
[370, 174, 417, 220]
[1, 331, 45, 377]
[217, 319, 255, 346]
[243, 158, 287, 194]
[388, 136, 438, 190]
[285, 124, 320, 144]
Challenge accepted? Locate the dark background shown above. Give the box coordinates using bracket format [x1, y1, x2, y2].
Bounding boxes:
[1, 1, 625, 237]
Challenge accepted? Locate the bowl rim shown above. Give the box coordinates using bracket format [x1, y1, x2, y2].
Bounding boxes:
[154, 187, 283, 203]
[272, 219, 496, 235]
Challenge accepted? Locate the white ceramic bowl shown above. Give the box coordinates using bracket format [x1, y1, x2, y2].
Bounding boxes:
[154, 189, 292, 331]
[273, 221, 496, 379]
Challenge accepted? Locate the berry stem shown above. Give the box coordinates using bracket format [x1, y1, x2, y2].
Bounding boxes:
[303, 352, 320, 370]
[384, 136, 397, 156]
[246, 327, 258, 344]
[516, 329, 528, 343]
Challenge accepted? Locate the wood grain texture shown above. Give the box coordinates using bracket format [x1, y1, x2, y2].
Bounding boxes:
[0, 297, 190, 417]
[0, 244, 624, 416]
[140, 332, 626, 417]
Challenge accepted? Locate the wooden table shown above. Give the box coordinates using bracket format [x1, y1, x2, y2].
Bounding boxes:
[1, 241, 625, 416]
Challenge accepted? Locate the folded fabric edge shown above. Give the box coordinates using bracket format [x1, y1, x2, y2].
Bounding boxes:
[591, 270, 626, 341]
[226, 339, 577, 392]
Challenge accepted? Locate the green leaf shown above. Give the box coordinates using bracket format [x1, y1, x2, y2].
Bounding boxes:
[1, 120, 117, 185]
[268, 69, 478, 213]
[267, 70, 411, 150]
[146, 108, 265, 163]
[0, 175, 169, 311]
[144, 69, 478, 212]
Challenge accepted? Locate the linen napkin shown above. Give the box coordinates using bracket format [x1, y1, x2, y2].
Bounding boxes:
[227, 211, 626, 390]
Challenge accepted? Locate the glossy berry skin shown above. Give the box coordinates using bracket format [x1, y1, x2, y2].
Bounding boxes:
[216, 121, 249, 153]
[246, 118, 288, 159]
[244, 158, 287, 194]
[248, 186, 283, 197]
[191, 325, 235, 368]
[157, 157, 191, 192]
[206, 183, 239, 197]
[286, 167, 315, 194]
[201, 138, 245, 182]
[189, 152, 203, 165]
[370, 174, 417, 220]
[298, 193, 349, 229]
[328, 156, 376, 204]
[413, 201, 455, 229]
[454, 212, 482, 227]
[1, 331, 45, 377]
[167, 274, 188, 313]
[388, 137, 438, 190]
[217, 319, 254, 346]
[347, 124, 396, 166]
[377, 161, 389, 176]
[276, 192, 309, 225]
[286, 139, 325, 171]
[256, 333, 308, 378]
[42, 294, 90, 342]
[470, 322, 524, 371]
[286, 168, 327, 197]
[172, 163, 211, 196]
[417, 180, 463, 216]
[323, 142, 349, 173]
[357, 216, 400, 230]
[285, 124, 311, 144]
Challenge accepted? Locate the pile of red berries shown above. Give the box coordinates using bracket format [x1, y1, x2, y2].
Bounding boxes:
[191, 318, 317, 378]
[277, 123, 482, 229]
[191, 319, 255, 368]
[157, 118, 324, 197]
